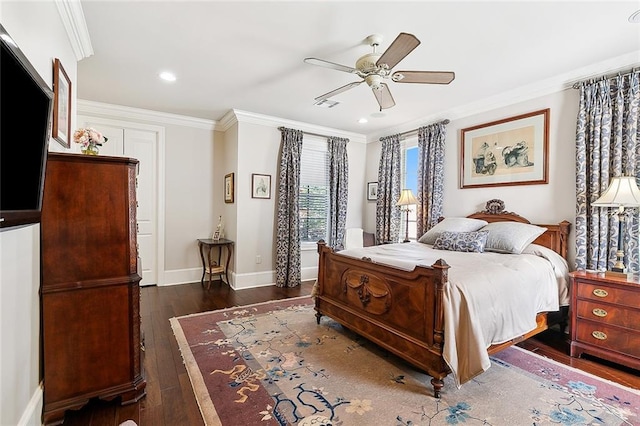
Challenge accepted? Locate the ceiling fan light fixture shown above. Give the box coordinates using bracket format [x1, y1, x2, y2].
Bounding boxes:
[365, 74, 383, 90]
[303, 32, 455, 110]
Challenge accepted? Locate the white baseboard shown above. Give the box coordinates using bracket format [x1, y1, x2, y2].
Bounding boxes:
[158, 267, 317, 289]
[18, 383, 43, 426]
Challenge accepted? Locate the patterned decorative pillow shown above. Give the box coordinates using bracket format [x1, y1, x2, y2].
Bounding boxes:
[432, 230, 489, 253]
[418, 217, 489, 245]
[480, 222, 547, 254]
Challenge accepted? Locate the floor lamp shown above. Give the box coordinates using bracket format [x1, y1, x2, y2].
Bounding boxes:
[592, 176, 640, 274]
[397, 189, 417, 243]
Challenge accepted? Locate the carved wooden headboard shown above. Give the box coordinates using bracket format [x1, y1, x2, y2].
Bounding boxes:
[466, 199, 571, 261]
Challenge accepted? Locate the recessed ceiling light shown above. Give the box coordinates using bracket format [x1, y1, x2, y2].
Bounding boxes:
[630, 9, 640, 23]
[159, 71, 176, 82]
[358, 118, 368, 124]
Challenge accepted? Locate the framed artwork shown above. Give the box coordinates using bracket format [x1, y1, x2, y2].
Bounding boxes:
[460, 108, 549, 189]
[212, 231, 221, 241]
[367, 182, 378, 201]
[52, 58, 72, 148]
[224, 173, 234, 203]
[251, 173, 271, 199]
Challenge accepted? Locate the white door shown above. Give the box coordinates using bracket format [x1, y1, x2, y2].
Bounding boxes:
[79, 121, 158, 286]
[124, 129, 157, 286]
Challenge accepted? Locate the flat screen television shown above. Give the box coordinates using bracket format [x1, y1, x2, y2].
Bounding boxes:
[0, 24, 54, 229]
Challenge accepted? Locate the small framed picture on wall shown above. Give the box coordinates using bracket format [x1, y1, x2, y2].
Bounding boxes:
[224, 173, 234, 203]
[251, 174, 271, 199]
[52, 58, 72, 148]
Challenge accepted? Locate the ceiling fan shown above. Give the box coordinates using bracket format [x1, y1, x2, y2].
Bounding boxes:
[304, 33, 455, 110]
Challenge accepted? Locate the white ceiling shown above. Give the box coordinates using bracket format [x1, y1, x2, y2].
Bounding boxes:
[77, 1, 640, 138]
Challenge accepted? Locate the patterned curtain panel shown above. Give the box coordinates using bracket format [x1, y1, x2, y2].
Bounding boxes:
[575, 70, 640, 271]
[376, 134, 401, 244]
[327, 137, 349, 250]
[416, 121, 447, 238]
[275, 127, 303, 287]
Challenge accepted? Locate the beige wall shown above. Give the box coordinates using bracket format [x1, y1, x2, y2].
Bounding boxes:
[164, 124, 217, 270]
[228, 113, 368, 288]
[364, 88, 579, 267]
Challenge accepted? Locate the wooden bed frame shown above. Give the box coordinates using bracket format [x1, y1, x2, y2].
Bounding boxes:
[314, 201, 570, 398]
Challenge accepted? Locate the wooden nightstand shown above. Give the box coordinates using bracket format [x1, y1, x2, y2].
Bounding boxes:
[569, 271, 640, 371]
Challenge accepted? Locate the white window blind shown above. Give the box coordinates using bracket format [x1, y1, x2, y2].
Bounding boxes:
[299, 138, 329, 243]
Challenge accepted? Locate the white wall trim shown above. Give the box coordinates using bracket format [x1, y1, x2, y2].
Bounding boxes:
[161, 267, 203, 287]
[161, 266, 318, 290]
[55, 0, 93, 60]
[219, 109, 368, 144]
[17, 384, 43, 426]
[77, 99, 218, 130]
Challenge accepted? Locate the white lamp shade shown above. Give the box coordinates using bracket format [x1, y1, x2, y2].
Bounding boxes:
[396, 189, 417, 206]
[593, 176, 640, 207]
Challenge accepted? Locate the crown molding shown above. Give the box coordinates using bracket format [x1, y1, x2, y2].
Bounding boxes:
[367, 51, 640, 142]
[77, 99, 218, 130]
[221, 109, 367, 144]
[55, 0, 93, 60]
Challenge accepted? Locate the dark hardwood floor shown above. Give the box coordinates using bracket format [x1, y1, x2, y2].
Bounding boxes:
[61, 280, 640, 426]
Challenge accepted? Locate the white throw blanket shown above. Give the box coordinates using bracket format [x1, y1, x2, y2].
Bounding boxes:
[335, 242, 570, 387]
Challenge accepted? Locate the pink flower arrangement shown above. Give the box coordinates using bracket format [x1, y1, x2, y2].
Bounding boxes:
[73, 128, 108, 148]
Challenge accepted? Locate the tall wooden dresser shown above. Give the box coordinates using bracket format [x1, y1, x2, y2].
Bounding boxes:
[41, 153, 146, 425]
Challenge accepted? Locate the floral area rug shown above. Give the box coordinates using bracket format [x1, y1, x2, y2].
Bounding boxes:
[170, 296, 640, 425]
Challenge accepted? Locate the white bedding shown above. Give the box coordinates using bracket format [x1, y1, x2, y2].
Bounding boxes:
[335, 242, 570, 387]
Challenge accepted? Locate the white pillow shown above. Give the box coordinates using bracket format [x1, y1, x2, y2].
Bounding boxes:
[418, 217, 489, 245]
[481, 222, 547, 254]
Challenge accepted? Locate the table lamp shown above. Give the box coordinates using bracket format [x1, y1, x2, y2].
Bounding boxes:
[592, 176, 640, 273]
[396, 189, 417, 243]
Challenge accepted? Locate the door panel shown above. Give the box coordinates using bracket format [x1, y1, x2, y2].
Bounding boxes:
[124, 129, 157, 286]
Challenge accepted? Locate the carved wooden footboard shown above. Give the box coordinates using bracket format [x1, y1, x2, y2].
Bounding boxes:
[314, 200, 571, 398]
[315, 241, 453, 396]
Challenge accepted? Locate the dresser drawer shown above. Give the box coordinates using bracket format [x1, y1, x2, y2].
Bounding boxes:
[574, 319, 640, 358]
[576, 281, 640, 308]
[575, 300, 640, 331]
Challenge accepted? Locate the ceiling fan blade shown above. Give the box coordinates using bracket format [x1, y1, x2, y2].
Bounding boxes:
[315, 81, 363, 101]
[372, 83, 395, 110]
[392, 70, 455, 84]
[304, 57, 356, 74]
[376, 32, 420, 70]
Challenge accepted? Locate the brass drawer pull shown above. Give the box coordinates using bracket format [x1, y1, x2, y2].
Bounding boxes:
[592, 308, 607, 317]
[592, 330, 607, 340]
[592, 288, 608, 298]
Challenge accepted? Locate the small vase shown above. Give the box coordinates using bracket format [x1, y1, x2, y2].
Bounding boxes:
[81, 143, 99, 155]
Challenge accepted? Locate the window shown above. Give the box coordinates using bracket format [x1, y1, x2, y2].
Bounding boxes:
[299, 138, 329, 243]
[401, 143, 419, 241]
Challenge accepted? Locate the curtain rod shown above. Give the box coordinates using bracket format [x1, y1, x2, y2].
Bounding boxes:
[277, 126, 344, 140]
[572, 67, 639, 89]
[395, 119, 451, 140]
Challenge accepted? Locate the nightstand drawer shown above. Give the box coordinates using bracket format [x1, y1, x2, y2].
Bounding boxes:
[574, 320, 640, 358]
[575, 300, 640, 331]
[576, 282, 640, 308]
